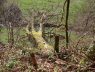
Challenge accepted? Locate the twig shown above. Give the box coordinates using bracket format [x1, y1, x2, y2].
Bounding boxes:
[75, 33, 87, 48]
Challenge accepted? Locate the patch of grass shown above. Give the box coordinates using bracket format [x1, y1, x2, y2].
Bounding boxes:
[69, 33, 77, 39]
[16, 0, 65, 14]
[16, 0, 86, 22]
[0, 28, 8, 43]
[69, 0, 85, 21]
[18, 0, 64, 10]
[0, 28, 26, 44]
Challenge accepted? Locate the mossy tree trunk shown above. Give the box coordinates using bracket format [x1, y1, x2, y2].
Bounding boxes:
[25, 11, 54, 55]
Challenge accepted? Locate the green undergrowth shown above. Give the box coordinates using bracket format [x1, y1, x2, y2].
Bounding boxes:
[0, 28, 32, 46]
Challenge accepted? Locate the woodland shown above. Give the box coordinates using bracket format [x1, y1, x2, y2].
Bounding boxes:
[0, 0, 95, 72]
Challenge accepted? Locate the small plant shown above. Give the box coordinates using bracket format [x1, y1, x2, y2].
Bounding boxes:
[5, 60, 19, 70]
[49, 52, 54, 59]
[54, 66, 59, 72]
[0, 68, 3, 72]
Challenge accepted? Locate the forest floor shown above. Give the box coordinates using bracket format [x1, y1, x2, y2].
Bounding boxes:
[0, 38, 95, 72]
[0, 26, 95, 72]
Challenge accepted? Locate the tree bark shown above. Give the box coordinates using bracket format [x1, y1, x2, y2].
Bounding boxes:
[65, 0, 70, 48]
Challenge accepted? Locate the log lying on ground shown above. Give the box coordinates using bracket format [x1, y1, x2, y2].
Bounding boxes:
[25, 23, 54, 55]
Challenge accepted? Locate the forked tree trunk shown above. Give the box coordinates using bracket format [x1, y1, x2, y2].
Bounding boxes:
[25, 15, 54, 55]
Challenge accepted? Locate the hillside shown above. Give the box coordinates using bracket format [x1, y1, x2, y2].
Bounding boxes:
[17, 0, 84, 19]
[1, 0, 95, 72]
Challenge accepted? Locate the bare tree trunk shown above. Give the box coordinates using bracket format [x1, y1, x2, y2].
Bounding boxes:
[65, 0, 70, 48]
[8, 22, 14, 48]
[54, 35, 59, 53]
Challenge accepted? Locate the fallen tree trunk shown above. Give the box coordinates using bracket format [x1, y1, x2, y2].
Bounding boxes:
[24, 10, 54, 55]
[25, 23, 54, 55]
[25, 20, 54, 55]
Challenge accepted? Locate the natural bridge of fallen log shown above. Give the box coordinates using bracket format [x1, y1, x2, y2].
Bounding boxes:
[25, 22, 54, 55]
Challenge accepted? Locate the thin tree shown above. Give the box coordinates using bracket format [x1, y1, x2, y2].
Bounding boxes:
[65, 0, 70, 48]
